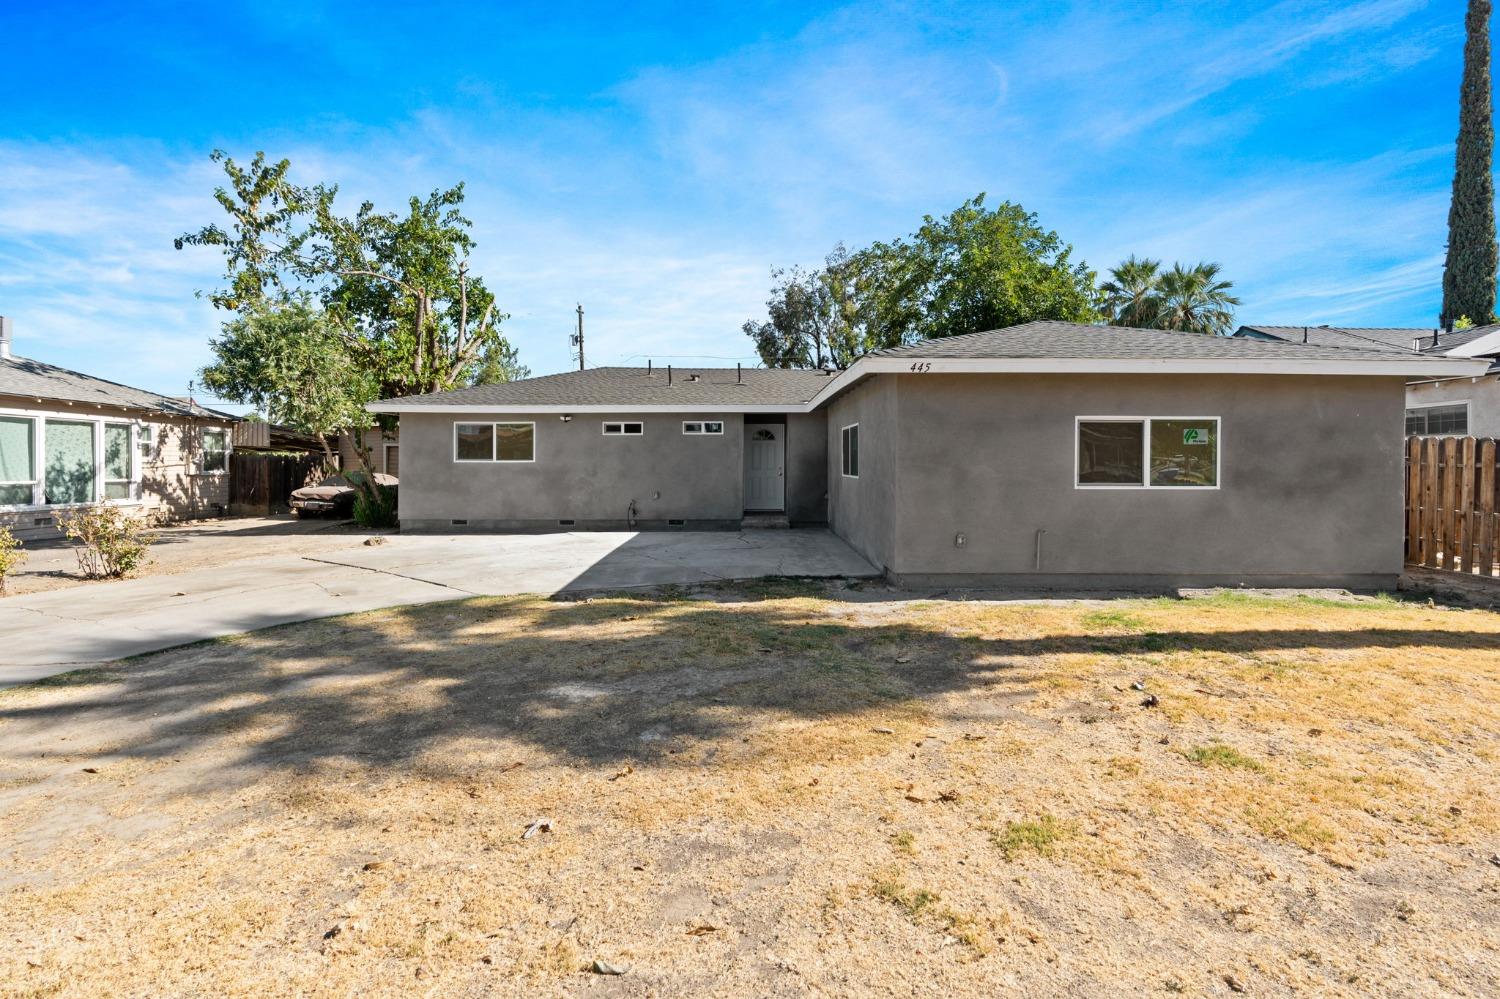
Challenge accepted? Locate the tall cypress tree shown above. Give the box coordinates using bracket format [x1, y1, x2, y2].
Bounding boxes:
[1441, 0, 1498, 328]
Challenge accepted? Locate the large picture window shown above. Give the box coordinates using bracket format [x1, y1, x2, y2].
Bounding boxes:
[44, 419, 96, 505]
[454, 422, 536, 462]
[0, 416, 36, 505]
[841, 423, 859, 478]
[1077, 417, 1218, 489]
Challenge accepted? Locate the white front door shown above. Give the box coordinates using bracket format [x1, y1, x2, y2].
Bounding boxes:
[743, 425, 785, 512]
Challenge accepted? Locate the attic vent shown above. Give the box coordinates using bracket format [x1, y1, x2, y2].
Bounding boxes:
[451, 519, 468, 526]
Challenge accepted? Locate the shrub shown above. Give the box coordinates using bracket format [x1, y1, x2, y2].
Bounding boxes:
[352, 480, 398, 528]
[0, 526, 25, 595]
[58, 504, 156, 579]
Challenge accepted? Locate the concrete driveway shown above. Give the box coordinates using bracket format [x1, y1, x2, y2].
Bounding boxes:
[0, 530, 877, 685]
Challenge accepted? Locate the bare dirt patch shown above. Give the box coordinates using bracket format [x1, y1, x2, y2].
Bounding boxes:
[5, 515, 383, 595]
[1, 586, 1498, 996]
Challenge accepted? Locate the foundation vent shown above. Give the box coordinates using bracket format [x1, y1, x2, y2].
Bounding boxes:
[667, 518, 686, 527]
[451, 519, 468, 526]
[558, 519, 576, 527]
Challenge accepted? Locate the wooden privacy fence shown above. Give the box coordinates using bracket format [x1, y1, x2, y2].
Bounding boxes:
[229, 452, 325, 516]
[1406, 435, 1499, 574]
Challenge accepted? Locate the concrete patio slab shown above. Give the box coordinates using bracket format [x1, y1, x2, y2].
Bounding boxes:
[0, 529, 878, 685]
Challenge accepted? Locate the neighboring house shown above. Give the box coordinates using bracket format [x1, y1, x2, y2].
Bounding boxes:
[370, 321, 1483, 589]
[0, 317, 237, 541]
[337, 428, 401, 477]
[1235, 324, 1500, 437]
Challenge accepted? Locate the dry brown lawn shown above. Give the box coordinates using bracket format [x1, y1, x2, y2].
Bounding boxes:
[1, 582, 1498, 997]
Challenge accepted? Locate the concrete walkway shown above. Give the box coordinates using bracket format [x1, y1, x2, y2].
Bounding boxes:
[0, 530, 878, 686]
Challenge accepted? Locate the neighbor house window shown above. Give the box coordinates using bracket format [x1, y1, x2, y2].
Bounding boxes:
[200, 429, 228, 473]
[841, 423, 859, 478]
[1405, 402, 1468, 436]
[44, 419, 96, 505]
[602, 421, 644, 435]
[682, 421, 724, 435]
[104, 422, 133, 499]
[453, 422, 536, 462]
[0, 416, 37, 506]
[1077, 417, 1218, 488]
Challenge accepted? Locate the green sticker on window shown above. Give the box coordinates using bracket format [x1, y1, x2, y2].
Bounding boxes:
[1182, 428, 1210, 445]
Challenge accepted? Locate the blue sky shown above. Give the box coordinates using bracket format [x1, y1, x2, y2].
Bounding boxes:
[0, 0, 1471, 402]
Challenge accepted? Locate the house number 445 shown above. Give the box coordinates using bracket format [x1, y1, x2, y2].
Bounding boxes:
[909, 362, 932, 372]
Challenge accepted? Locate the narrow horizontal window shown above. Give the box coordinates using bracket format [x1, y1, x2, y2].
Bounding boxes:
[682, 421, 725, 435]
[603, 421, 644, 436]
[841, 423, 859, 478]
[1405, 403, 1468, 436]
[1077, 418, 1218, 489]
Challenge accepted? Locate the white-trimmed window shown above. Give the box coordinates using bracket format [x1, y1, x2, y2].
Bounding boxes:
[1405, 402, 1468, 436]
[454, 422, 536, 462]
[0, 415, 37, 506]
[1076, 417, 1219, 488]
[841, 423, 859, 478]
[104, 422, 134, 499]
[602, 421, 644, 436]
[199, 428, 229, 474]
[682, 421, 724, 435]
[137, 423, 157, 463]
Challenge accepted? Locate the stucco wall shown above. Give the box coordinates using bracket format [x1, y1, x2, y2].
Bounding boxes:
[0, 395, 231, 541]
[397, 411, 749, 531]
[784, 410, 828, 524]
[884, 373, 1406, 587]
[824, 376, 900, 572]
[1405, 375, 1500, 438]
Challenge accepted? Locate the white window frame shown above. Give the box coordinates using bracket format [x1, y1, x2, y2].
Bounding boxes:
[103, 421, 136, 500]
[0, 406, 154, 512]
[682, 421, 724, 435]
[1404, 399, 1470, 436]
[1074, 416, 1221, 490]
[196, 427, 230, 476]
[602, 421, 644, 436]
[840, 422, 860, 479]
[452, 421, 537, 463]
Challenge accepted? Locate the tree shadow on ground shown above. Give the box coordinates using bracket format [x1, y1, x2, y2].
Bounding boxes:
[0, 587, 1493, 779]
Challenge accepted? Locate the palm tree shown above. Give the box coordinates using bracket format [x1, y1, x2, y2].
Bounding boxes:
[1099, 255, 1162, 328]
[1153, 261, 1241, 336]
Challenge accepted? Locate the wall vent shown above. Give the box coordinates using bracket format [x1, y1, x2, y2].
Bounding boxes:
[558, 519, 576, 527]
[33, 516, 53, 527]
[667, 518, 686, 527]
[451, 519, 468, 526]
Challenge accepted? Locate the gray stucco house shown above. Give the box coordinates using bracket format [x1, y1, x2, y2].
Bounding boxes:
[370, 321, 1484, 588]
[1235, 323, 1500, 438]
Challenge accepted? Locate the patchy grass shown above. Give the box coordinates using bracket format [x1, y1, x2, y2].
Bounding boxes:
[2, 587, 1499, 996]
[1184, 743, 1265, 771]
[991, 815, 1072, 860]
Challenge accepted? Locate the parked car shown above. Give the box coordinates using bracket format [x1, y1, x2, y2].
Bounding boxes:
[290, 471, 398, 518]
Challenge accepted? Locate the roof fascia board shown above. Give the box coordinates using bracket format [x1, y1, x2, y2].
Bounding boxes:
[369, 356, 1493, 414]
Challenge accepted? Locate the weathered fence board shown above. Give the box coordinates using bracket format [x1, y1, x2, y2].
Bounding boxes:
[229, 452, 325, 516]
[1406, 435, 1500, 575]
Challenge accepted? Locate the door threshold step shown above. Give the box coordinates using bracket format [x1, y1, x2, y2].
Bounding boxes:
[741, 513, 790, 529]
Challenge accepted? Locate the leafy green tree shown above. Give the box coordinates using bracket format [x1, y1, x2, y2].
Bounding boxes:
[178, 151, 527, 511]
[1099, 256, 1163, 328]
[1152, 262, 1241, 336]
[744, 196, 1098, 366]
[198, 300, 374, 464]
[1442, 0, 1498, 328]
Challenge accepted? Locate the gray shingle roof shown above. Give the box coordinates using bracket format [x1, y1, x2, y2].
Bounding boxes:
[375, 366, 836, 409]
[0, 354, 219, 417]
[868, 321, 1416, 361]
[1235, 323, 1500, 355]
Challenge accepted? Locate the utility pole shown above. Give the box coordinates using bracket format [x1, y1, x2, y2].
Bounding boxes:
[571, 303, 585, 370]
